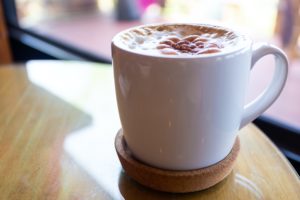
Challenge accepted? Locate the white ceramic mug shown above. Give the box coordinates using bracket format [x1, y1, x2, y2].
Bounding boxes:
[112, 24, 288, 170]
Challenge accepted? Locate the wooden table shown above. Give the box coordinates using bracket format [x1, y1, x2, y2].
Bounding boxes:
[0, 61, 299, 200]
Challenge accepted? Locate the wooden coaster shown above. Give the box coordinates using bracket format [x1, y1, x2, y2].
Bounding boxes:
[115, 130, 240, 193]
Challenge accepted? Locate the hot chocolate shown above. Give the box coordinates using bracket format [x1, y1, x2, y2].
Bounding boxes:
[115, 24, 245, 56]
[112, 23, 288, 171]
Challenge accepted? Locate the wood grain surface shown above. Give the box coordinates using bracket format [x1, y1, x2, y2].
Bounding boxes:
[0, 61, 299, 200]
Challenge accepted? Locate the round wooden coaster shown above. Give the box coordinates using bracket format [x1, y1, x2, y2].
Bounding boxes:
[115, 129, 240, 193]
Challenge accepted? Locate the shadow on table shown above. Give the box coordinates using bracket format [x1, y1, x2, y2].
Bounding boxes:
[118, 169, 264, 200]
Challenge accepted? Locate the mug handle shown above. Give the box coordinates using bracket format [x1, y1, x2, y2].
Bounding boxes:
[240, 43, 288, 129]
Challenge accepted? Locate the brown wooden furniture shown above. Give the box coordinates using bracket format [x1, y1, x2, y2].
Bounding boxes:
[0, 61, 299, 199]
[0, 1, 12, 64]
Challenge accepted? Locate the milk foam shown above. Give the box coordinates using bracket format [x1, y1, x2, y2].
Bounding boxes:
[114, 24, 247, 56]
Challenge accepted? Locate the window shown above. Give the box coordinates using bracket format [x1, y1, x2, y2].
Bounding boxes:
[5, 0, 279, 62]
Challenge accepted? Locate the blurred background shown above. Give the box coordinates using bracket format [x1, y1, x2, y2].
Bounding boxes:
[1, 0, 300, 172]
[2, 0, 298, 61]
[12, 0, 285, 59]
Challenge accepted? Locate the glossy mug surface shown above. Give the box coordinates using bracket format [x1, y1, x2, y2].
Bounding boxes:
[112, 23, 288, 170]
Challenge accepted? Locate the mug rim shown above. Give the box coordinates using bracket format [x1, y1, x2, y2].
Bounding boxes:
[112, 23, 252, 60]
